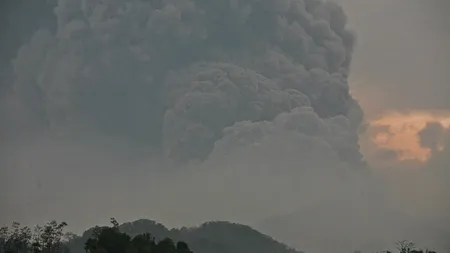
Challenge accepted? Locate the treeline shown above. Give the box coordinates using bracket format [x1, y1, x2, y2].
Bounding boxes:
[0, 219, 440, 253]
[0, 219, 192, 253]
[0, 220, 69, 253]
[380, 241, 437, 253]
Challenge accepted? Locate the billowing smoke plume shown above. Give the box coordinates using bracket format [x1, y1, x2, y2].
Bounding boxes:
[11, 0, 363, 163]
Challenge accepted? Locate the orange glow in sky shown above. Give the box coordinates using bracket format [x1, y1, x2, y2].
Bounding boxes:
[369, 111, 450, 162]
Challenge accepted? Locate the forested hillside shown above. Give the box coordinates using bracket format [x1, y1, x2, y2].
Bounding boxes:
[67, 219, 300, 253]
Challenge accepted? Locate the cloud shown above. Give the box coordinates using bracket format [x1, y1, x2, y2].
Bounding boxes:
[7, 0, 362, 163]
[418, 122, 447, 151]
[366, 111, 450, 162]
[1, 0, 362, 227]
[211, 106, 362, 166]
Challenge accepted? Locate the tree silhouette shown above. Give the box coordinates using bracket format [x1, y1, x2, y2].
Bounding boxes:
[83, 219, 193, 253]
[129, 233, 156, 253]
[397, 240, 416, 253]
[0, 221, 68, 253]
[176, 242, 192, 253]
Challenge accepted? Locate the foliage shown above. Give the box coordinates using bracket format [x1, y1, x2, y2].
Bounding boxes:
[370, 241, 437, 253]
[83, 218, 192, 253]
[384, 241, 437, 253]
[0, 221, 68, 253]
[67, 219, 300, 253]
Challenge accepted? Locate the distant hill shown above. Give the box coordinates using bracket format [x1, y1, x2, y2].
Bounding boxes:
[67, 219, 303, 253]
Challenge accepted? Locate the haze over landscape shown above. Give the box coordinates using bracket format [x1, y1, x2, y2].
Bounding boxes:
[0, 1, 449, 253]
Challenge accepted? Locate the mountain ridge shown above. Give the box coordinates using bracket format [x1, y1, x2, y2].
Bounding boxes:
[67, 219, 303, 253]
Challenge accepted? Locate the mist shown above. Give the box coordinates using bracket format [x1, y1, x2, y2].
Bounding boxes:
[0, 1, 449, 253]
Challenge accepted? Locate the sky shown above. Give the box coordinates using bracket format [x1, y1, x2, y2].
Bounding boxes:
[339, 2, 450, 250]
[341, 2, 450, 244]
[0, 1, 449, 253]
[337, 0, 450, 165]
[341, 0, 450, 115]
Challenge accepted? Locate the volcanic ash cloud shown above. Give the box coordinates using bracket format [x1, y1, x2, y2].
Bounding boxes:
[12, 0, 363, 164]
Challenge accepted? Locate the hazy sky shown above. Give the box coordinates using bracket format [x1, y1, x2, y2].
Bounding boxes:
[338, 0, 450, 116]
